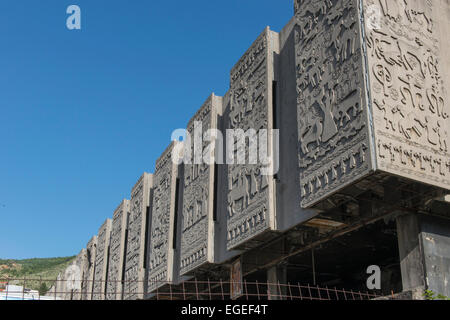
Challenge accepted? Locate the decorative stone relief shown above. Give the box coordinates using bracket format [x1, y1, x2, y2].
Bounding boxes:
[106, 200, 129, 300]
[92, 219, 111, 300]
[81, 236, 97, 300]
[226, 28, 278, 250]
[180, 95, 219, 276]
[148, 144, 175, 292]
[295, 0, 373, 208]
[71, 249, 87, 300]
[363, 0, 450, 189]
[123, 173, 152, 300]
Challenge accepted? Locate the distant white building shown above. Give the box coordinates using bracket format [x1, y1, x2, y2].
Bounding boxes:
[0, 284, 61, 301]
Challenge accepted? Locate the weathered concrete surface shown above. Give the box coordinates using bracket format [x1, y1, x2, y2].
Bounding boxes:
[123, 173, 153, 300]
[267, 263, 287, 300]
[225, 27, 280, 250]
[420, 215, 450, 297]
[106, 200, 129, 300]
[71, 249, 87, 300]
[397, 214, 424, 291]
[275, 15, 319, 231]
[147, 143, 180, 292]
[294, 0, 450, 209]
[214, 90, 243, 264]
[47, 285, 55, 297]
[294, 0, 374, 208]
[363, 0, 450, 191]
[92, 219, 112, 300]
[374, 287, 425, 300]
[220, 21, 319, 253]
[55, 272, 65, 299]
[397, 214, 450, 297]
[81, 236, 97, 300]
[179, 94, 225, 276]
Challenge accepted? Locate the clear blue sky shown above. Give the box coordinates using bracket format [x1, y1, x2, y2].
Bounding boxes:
[0, 0, 293, 259]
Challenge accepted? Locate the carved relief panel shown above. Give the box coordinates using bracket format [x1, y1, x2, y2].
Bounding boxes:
[180, 95, 220, 276]
[363, 0, 450, 189]
[71, 249, 87, 300]
[106, 200, 129, 300]
[123, 173, 152, 300]
[148, 144, 177, 292]
[226, 28, 278, 250]
[295, 0, 374, 208]
[92, 219, 112, 300]
[81, 236, 97, 300]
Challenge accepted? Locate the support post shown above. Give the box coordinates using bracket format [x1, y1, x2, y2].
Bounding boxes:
[397, 214, 450, 298]
[267, 262, 287, 300]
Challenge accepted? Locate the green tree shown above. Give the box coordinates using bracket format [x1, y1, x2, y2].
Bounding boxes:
[38, 282, 48, 296]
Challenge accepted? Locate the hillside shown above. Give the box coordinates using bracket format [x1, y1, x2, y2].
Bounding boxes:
[0, 256, 75, 294]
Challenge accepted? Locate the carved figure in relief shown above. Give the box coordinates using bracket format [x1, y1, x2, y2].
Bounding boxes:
[297, 0, 365, 161]
[378, 0, 433, 32]
[403, 0, 433, 33]
[397, 41, 427, 80]
[374, 99, 398, 131]
[184, 186, 208, 231]
[296, 0, 339, 42]
[339, 90, 363, 122]
[378, 0, 402, 22]
[373, 64, 393, 97]
[296, 15, 316, 42]
[326, 0, 346, 25]
[368, 30, 432, 81]
[425, 51, 439, 81]
[317, 87, 339, 143]
[436, 121, 448, 153]
[297, 46, 326, 89]
[228, 167, 262, 217]
[367, 30, 403, 67]
[427, 85, 447, 119]
[398, 110, 423, 140]
[299, 110, 323, 154]
[416, 116, 439, 147]
[399, 74, 425, 111]
[231, 77, 266, 128]
[330, 8, 358, 63]
[228, 169, 249, 217]
[297, 0, 333, 18]
[151, 194, 169, 247]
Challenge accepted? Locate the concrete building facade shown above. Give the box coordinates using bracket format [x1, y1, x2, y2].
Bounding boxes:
[64, 0, 450, 300]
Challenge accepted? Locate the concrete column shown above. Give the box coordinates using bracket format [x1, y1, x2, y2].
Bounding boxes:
[396, 214, 425, 292]
[397, 214, 450, 298]
[267, 263, 287, 300]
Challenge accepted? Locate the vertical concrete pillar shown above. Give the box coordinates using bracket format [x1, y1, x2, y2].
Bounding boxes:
[82, 236, 97, 300]
[147, 143, 180, 294]
[396, 214, 425, 292]
[124, 173, 153, 300]
[267, 263, 287, 300]
[397, 214, 450, 298]
[93, 219, 112, 300]
[106, 200, 129, 300]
